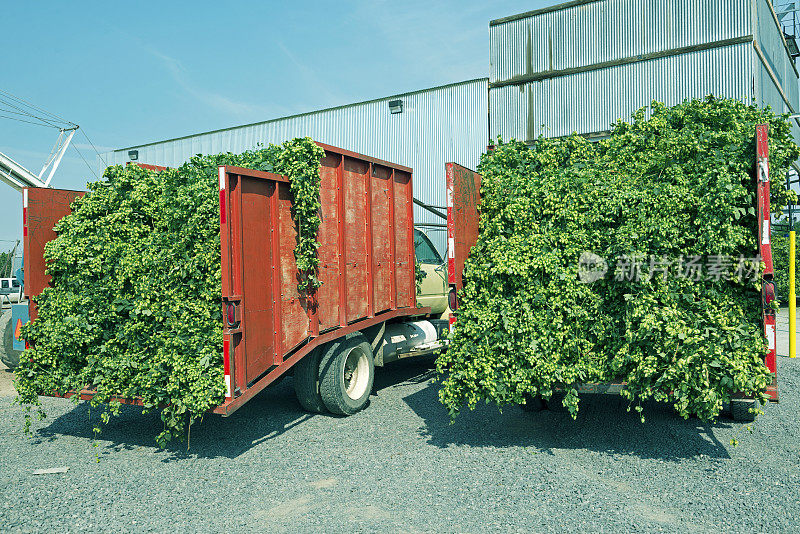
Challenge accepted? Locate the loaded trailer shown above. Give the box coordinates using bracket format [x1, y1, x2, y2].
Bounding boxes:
[12, 143, 451, 417]
[444, 125, 780, 422]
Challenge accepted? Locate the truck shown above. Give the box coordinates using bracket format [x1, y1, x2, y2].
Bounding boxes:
[6, 126, 779, 422]
[7, 142, 452, 417]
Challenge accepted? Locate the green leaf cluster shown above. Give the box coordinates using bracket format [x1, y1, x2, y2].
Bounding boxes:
[437, 97, 798, 421]
[771, 227, 799, 303]
[14, 137, 324, 446]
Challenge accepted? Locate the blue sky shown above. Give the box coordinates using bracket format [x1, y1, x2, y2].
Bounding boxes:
[0, 0, 554, 248]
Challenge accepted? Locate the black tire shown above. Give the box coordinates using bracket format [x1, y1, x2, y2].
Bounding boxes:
[1, 309, 22, 369]
[521, 393, 547, 412]
[730, 399, 758, 422]
[546, 391, 568, 413]
[293, 347, 327, 413]
[318, 333, 375, 416]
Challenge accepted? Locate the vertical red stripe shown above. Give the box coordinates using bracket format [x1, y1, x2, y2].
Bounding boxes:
[223, 337, 230, 374]
[219, 189, 226, 224]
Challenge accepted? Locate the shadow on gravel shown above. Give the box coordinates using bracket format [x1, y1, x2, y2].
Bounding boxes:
[398, 367, 735, 461]
[35, 378, 321, 460]
[34, 359, 441, 460]
[33, 356, 739, 462]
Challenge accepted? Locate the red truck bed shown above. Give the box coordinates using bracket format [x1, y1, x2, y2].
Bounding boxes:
[217, 144, 424, 414]
[21, 142, 428, 416]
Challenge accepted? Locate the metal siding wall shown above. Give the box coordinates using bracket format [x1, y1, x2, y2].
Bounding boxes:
[102, 80, 488, 255]
[490, 43, 753, 141]
[489, 0, 753, 83]
[751, 0, 800, 147]
[756, 0, 797, 101]
[754, 48, 800, 145]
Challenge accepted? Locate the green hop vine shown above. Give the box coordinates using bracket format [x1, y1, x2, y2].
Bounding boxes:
[14, 138, 324, 447]
[274, 138, 326, 292]
[437, 97, 798, 423]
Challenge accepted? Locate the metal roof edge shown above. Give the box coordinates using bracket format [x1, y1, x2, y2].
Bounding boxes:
[489, 0, 605, 27]
[111, 78, 489, 154]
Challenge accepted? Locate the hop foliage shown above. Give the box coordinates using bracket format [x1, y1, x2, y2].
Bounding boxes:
[15, 138, 324, 446]
[437, 97, 798, 421]
[771, 227, 799, 302]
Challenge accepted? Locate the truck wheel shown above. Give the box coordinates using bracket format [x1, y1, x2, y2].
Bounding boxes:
[730, 399, 758, 422]
[1, 309, 22, 369]
[318, 334, 375, 416]
[521, 393, 546, 412]
[293, 347, 327, 413]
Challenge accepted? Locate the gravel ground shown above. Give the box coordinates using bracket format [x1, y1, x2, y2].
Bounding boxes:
[1, 323, 799, 532]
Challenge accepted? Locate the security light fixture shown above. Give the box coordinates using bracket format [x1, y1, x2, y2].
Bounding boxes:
[389, 99, 403, 114]
[128, 150, 139, 161]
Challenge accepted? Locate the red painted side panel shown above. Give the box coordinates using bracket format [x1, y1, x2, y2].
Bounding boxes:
[445, 163, 482, 294]
[343, 156, 369, 322]
[371, 165, 393, 313]
[317, 153, 343, 331]
[242, 178, 279, 383]
[393, 170, 414, 308]
[23, 187, 85, 319]
[278, 182, 310, 354]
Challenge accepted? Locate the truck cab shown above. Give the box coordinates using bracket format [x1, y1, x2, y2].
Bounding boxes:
[414, 228, 448, 317]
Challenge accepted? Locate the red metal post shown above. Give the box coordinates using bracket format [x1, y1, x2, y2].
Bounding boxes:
[446, 164, 456, 330]
[219, 167, 234, 400]
[757, 124, 778, 401]
[219, 168, 232, 296]
[270, 182, 283, 363]
[232, 174, 246, 394]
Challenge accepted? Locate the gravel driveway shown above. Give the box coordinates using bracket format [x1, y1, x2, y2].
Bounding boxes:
[1, 345, 799, 532]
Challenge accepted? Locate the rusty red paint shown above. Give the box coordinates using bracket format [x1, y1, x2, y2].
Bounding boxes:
[128, 162, 169, 172]
[365, 163, 374, 317]
[217, 143, 420, 411]
[394, 171, 413, 307]
[23, 187, 85, 320]
[388, 169, 397, 309]
[371, 165, 393, 313]
[445, 163, 482, 296]
[344, 157, 369, 322]
[337, 155, 347, 326]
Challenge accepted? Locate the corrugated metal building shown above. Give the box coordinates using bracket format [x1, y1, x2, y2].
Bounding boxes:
[104, 0, 800, 253]
[489, 0, 800, 142]
[102, 79, 490, 254]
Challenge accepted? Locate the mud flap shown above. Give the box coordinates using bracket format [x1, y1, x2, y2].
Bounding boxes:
[11, 303, 28, 351]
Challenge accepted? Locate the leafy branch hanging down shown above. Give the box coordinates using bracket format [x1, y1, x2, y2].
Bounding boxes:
[15, 138, 325, 447]
[275, 139, 326, 292]
[437, 97, 798, 423]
